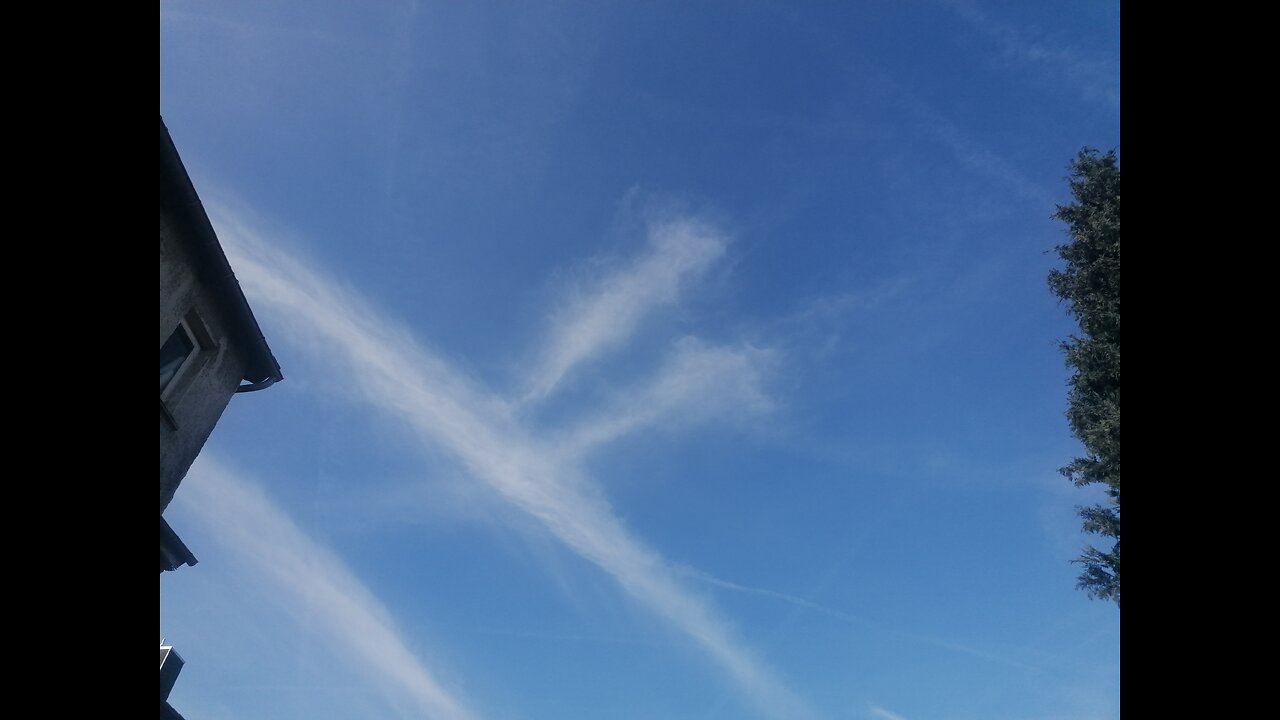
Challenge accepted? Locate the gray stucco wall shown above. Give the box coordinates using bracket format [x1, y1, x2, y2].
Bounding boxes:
[160, 206, 253, 512]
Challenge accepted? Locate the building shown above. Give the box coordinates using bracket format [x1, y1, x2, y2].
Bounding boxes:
[160, 115, 283, 567]
[160, 646, 186, 719]
[160, 115, 283, 717]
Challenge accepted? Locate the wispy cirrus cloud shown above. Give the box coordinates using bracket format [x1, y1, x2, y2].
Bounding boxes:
[936, 0, 1120, 111]
[558, 336, 775, 457]
[175, 456, 478, 720]
[523, 217, 728, 404]
[215, 205, 809, 719]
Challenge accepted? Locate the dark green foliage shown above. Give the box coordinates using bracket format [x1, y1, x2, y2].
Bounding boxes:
[1049, 149, 1120, 606]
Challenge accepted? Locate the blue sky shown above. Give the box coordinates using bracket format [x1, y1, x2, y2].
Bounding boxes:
[160, 2, 1120, 718]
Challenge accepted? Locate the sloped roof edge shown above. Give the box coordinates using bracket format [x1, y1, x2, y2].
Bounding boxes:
[160, 116, 283, 386]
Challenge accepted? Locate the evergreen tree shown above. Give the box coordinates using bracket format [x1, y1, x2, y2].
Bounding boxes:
[1049, 148, 1120, 606]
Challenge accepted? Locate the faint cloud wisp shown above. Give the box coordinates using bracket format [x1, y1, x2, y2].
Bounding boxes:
[936, 0, 1120, 111]
[869, 706, 910, 720]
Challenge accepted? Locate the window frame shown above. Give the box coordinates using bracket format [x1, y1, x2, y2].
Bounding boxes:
[160, 309, 216, 413]
[160, 319, 199, 398]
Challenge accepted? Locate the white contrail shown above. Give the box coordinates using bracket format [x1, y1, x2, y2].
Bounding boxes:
[215, 207, 809, 719]
[176, 456, 478, 720]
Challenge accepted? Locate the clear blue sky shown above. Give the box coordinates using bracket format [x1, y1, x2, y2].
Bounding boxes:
[160, 2, 1120, 718]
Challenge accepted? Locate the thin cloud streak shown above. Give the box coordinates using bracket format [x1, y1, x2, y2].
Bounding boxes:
[523, 217, 727, 404]
[175, 457, 478, 720]
[869, 706, 910, 720]
[681, 567, 867, 625]
[216, 207, 810, 719]
[685, 568, 1042, 673]
[906, 96, 1054, 208]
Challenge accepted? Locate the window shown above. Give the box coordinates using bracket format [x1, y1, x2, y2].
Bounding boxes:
[160, 322, 197, 393]
[160, 310, 217, 431]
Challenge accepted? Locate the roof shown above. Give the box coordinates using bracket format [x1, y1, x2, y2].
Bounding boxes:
[160, 116, 283, 388]
[160, 516, 198, 572]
